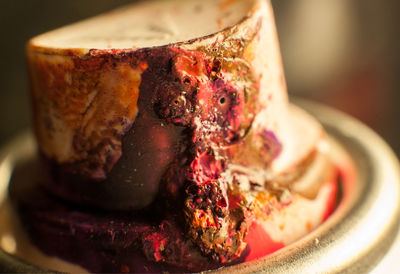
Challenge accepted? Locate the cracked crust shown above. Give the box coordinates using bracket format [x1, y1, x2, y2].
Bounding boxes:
[25, 0, 329, 269]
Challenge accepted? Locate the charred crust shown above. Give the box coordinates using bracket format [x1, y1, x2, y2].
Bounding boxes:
[31, 6, 286, 268]
[43, 36, 266, 263]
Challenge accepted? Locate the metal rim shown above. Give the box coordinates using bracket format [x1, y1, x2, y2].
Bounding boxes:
[0, 99, 399, 273]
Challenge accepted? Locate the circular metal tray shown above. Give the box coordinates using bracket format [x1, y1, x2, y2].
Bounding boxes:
[0, 99, 399, 273]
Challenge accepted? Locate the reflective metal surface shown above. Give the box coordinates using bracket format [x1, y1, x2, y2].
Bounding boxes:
[0, 100, 399, 273]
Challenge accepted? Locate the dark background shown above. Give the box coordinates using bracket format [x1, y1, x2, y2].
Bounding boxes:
[0, 0, 399, 155]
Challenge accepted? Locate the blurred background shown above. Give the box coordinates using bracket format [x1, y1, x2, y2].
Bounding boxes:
[0, 0, 398, 155]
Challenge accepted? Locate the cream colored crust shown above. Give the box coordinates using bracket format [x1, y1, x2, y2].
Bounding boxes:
[30, 0, 254, 52]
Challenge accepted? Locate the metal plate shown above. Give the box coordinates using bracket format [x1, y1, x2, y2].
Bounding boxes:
[0, 99, 399, 273]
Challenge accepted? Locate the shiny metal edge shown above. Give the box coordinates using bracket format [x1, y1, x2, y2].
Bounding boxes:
[0, 132, 54, 273]
[0, 100, 399, 273]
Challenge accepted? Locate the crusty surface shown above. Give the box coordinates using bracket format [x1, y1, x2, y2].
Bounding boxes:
[26, 0, 325, 267]
[10, 155, 338, 272]
[28, 0, 299, 205]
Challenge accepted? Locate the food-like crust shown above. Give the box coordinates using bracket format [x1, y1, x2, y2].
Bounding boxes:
[28, 51, 145, 180]
[26, 0, 325, 267]
[27, 0, 289, 185]
[11, 159, 338, 272]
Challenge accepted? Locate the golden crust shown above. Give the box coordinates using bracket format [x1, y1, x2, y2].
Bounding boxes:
[28, 51, 145, 179]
